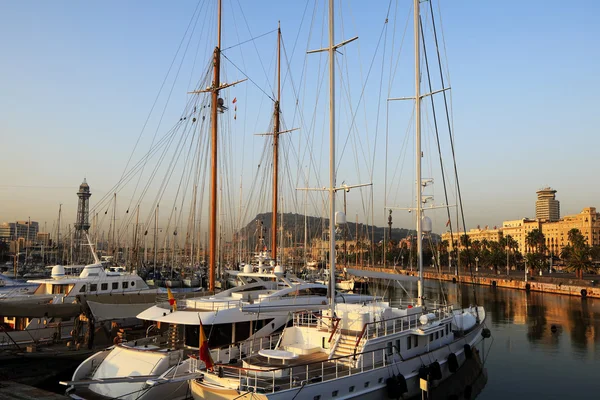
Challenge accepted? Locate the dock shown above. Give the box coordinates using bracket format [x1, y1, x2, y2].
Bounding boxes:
[0, 381, 67, 400]
[347, 266, 600, 298]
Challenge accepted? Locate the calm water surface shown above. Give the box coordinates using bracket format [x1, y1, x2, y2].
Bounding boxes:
[387, 279, 600, 399]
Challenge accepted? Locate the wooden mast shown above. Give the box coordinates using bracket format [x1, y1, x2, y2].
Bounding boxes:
[271, 22, 281, 261]
[209, 0, 222, 292]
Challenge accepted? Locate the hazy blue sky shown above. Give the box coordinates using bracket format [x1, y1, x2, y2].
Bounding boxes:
[1, 0, 599, 238]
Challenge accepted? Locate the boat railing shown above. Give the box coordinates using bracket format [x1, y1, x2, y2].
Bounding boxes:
[198, 347, 392, 394]
[189, 333, 283, 371]
[355, 304, 454, 350]
[293, 311, 338, 331]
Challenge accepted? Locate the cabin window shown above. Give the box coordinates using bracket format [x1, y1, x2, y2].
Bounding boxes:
[332, 390, 339, 397]
[254, 318, 276, 333]
[441, 329, 444, 337]
[101, 283, 108, 291]
[90, 284, 97, 292]
[414, 336, 418, 347]
[79, 285, 86, 293]
[185, 323, 233, 348]
[235, 321, 251, 342]
[429, 333, 434, 342]
[123, 282, 129, 289]
[447, 324, 450, 334]
[387, 341, 393, 356]
[314, 396, 321, 400]
[407, 336, 412, 350]
[378, 377, 384, 383]
[112, 282, 118, 290]
[364, 381, 370, 388]
[349, 386, 355, 393]
[435, 332, 439, 340]
[131, 281, 135, 287]
[395, 339, 401, 353]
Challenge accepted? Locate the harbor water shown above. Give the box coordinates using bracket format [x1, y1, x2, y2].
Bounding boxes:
[389, 278, 600, 399]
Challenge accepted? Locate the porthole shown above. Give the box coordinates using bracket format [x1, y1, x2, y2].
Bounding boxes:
[349, 386, 355, 393]
[364, 381, 370, 388]
[332, 390, 338, 397]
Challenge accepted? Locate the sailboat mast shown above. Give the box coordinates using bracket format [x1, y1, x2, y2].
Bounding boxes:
[328, 0, 336, 317]
[414, 0, 424, 306]
[271, 22, 281, 261]
[209, 0, 222, 292]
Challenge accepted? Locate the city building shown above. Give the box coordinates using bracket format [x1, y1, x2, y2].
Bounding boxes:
[9, 220, 39, 243]
[541, 207, 600, 255]
[0, 222, 10, 242]
[442, 208, 600, 256]
[536, 187, 560, 222]
[37, 232, 50, 246]
[442, 227, 503, 251]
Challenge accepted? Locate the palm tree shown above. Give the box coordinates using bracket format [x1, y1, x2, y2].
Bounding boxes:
[525, 229, 546, 276]
[561, 228, 595, 279]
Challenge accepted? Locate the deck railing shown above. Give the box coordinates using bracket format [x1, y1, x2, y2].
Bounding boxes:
[196, 347, 391, 394]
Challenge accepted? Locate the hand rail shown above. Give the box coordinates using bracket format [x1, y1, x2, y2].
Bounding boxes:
[327, 317, 341, 343]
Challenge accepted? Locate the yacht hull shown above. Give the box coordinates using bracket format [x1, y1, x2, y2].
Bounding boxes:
[190, 317, 487, 400]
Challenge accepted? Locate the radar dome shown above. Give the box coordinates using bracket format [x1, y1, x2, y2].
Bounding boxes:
[243, 265, 253, 274]
[51, 265, 66, 279]
[274, 265, 284, 276]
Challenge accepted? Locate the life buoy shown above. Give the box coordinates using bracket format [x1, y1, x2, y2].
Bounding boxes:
[447, 352, 459, 373]
[464, 344, 473, 359]
[481, 328, 491, 339]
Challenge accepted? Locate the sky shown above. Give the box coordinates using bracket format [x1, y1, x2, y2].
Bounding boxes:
[1, 0, 600, 240]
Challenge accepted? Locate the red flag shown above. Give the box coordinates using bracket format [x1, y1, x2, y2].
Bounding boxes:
[199, 319, 214, 370]
[167, 287, 177, 311]
[232, 97, 237, 104]
[446, 219, 451, 227]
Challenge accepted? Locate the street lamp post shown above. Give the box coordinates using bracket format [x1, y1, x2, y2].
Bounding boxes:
[506, 246, 510, 276]
[475, 256, 479, 273]
[524, 257, 528, 283]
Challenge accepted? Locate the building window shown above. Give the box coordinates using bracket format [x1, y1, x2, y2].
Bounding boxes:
[123, 282, 129, 289]
[112, 282, 118, 290]
[101, 283, 108, 291]
[90, 284, 97, 292]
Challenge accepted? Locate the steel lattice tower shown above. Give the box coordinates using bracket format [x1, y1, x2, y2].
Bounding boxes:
[74, 179, 92, 263]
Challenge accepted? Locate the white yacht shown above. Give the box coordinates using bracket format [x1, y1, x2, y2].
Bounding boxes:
[0, 259, 158, 346]
[62, 264, 374, 400]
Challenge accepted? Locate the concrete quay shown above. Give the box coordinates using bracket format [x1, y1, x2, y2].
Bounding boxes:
[344, 265, 599, 299]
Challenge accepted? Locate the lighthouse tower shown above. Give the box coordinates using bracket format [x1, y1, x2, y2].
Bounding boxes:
[74, 179, 92, 263]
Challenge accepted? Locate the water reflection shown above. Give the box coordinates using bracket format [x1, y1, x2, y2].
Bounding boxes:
[375, 279, 600, 398]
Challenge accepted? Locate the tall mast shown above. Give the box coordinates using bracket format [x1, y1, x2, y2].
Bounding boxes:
[57, 204, 62, 264]
[414, 0, 424, 306]
[328, 0, 336, 317]
[271, 22, 281, 261]
[208, 0, 222, 292]
[154, 204, 159, 275]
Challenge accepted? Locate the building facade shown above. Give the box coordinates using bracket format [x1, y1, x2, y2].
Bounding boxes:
[442, 227, 503, 251]
[536, 187, 560, 222]
[442, 207, 600, 255]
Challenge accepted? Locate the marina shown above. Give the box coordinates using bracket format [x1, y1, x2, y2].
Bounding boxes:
[2, 0, 599, 399]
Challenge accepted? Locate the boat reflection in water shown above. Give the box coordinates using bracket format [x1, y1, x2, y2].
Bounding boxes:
[389, 278, 599, 399]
